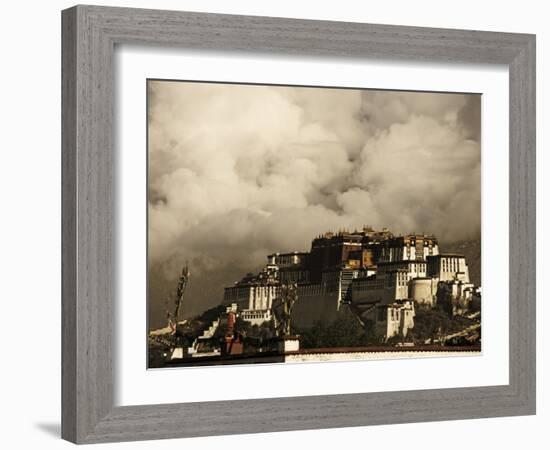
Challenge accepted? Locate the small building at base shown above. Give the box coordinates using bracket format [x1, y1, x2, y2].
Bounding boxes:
[437, 279, 476, 316]
[354, 300, 416, 342]
[276, 336, 300, 353]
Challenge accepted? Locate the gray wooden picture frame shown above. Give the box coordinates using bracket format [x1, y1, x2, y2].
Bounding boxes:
[61, 4, 536, 444]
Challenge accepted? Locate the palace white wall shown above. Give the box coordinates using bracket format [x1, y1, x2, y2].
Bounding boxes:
[0, 1, 546, 450]
[410, 278, 438, 306]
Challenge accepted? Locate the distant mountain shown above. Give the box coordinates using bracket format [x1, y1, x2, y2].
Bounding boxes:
[441, 238, 481, 287]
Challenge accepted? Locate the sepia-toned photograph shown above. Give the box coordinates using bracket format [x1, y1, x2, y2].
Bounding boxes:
[147, 80, 482, 368]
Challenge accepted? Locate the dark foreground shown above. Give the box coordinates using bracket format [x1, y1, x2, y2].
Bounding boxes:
[150, 344, 481, 368]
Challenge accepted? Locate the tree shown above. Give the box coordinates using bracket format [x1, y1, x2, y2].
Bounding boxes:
[233, 317, 252, 336]
[297, 313, 375, 349]
[411, 308, 465, 342]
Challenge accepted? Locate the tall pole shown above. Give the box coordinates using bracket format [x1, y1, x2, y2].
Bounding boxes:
[174, 265, 189, 324]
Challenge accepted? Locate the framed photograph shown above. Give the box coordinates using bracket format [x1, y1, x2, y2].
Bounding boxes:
[62, 5, 536, 444]
[147, 80, 483, 369]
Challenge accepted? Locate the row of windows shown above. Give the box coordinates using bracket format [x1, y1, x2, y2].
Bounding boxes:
[442, 258, 461, 272]
[241, 311, 271, 319]
[389, 309, 401, 321]
[377, 308, 402, 322]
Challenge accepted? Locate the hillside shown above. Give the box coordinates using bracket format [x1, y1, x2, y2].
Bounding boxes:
[441, 238, 481, 286]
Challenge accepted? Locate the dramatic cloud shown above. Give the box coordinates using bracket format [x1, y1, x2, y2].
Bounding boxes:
[147, 81, 481, 325]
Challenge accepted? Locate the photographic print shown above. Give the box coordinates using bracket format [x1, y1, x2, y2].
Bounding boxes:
[147, 80, 481, 368]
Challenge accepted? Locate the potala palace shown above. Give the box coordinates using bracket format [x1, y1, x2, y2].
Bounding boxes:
[223, 227, 481, 342]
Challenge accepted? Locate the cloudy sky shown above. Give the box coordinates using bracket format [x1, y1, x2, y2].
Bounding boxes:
[147, 80, 481, 328]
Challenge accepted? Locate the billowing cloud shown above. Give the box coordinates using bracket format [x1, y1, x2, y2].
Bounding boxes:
[147, 81, 480, 324]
